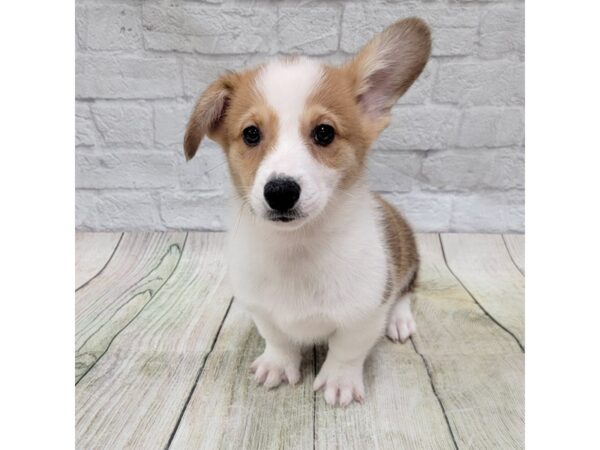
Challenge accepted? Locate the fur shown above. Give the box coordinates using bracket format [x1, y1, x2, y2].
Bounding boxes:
[183, 18, 432, 406]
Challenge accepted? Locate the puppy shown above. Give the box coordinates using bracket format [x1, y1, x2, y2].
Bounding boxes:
[184, 18, 431, 406]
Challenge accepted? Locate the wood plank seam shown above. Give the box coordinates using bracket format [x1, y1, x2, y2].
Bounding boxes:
[409, 337, 459, 450]
[75, 233, 523, 448]
[164, 296, 235, 450]
[501, 234, 525, 277]
[438, 235, 525, 353]
[75, 232, 124, 292]
[76, 232, 190, 385]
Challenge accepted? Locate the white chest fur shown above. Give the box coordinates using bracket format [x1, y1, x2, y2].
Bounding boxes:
[226, 186, 389, 344]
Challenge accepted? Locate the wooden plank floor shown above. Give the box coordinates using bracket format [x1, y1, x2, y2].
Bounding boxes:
[76, 232, 525, 450]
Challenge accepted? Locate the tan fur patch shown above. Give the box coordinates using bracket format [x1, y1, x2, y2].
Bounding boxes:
[375, 194, 419, 301]
[303, 65, 383, 189]
[225, 101, 280, 198]
[184, 66, 283, 199]
[382, 268, 393, 303]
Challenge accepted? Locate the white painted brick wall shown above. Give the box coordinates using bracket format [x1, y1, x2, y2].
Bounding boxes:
[76, 0, 524, 233]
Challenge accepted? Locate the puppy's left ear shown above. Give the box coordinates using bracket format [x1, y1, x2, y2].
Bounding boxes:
[345, 18, 431, 129]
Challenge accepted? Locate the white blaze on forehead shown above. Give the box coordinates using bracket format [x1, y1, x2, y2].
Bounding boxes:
[256, 58, 323, 128]
[250, 58, 339, 222]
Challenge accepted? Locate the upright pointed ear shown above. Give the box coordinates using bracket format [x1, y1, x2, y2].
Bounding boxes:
[183, 73, 235, 161]
[345, 18, 431, 126]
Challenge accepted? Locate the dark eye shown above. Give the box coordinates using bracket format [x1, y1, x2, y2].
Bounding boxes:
[242, 126, 261, 146]
[313, 124, 335, 146]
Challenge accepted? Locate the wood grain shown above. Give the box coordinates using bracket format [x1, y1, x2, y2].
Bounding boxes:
[76, 233, 233, 450]
[75, 232, 122, 289]
[503, 234, 525, 275]
[415, 234, 524, 449]
[414, 234, 522, 357]
[440, 234, 525, 349]
[314, 340, 457, 450]
[75, 232, 187, 382]
[74, 232, 525, 449]
[428, 353, 524, 450]
[170, 301, 315, 450]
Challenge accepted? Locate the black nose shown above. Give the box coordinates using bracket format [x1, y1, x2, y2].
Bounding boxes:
[264, 177, 301, 212]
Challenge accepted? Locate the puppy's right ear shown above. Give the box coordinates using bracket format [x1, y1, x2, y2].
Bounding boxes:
[184, 74, 235, 161]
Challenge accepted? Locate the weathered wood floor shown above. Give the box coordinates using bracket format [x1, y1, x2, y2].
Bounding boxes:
[75, 232, 524, 450]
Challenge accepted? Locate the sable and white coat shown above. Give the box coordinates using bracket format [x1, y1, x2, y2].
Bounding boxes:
[183, 18, 431, 406]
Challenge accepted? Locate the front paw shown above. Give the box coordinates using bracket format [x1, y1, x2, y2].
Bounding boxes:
[313, 360, 365, 407]
[250, 350, 301, 389]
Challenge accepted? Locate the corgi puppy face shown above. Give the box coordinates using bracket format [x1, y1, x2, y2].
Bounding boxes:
[184, 18, 431, 229]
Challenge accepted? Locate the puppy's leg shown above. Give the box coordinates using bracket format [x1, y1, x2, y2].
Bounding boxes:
[386, 292, 417, 343]
[314, 311, 386, 407]
[250, 313, 302, 389]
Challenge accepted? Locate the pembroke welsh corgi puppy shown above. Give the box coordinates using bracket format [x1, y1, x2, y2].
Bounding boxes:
[183, 18, 431, 406]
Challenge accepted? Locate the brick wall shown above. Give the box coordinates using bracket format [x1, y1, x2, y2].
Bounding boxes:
[76, 0, 524, 232]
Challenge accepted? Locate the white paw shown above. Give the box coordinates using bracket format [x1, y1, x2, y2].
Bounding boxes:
[386, 306, 417, 343]
[250, 350, 301, 389]
[313, 361, 365, 407]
